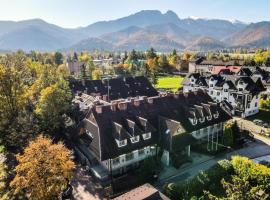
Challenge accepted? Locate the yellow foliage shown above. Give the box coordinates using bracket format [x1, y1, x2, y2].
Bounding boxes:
[92, 69, 103, 80]
[10, 135, 75, 200]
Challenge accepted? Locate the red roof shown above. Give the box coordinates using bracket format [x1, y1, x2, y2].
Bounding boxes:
[212, 66, 241, 75]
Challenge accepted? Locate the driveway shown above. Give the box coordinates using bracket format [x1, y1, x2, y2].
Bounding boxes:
[234, 117, 270, 145]
[71, 167, 107, 200]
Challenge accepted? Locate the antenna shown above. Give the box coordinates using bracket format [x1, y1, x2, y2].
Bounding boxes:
[107, 77, 110, 102]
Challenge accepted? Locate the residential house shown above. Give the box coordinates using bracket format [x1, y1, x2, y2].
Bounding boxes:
[71, 77, 231, 179]
[183, 73, 266, 117]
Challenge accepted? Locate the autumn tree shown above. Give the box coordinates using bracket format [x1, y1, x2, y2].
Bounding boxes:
[35, 79, 72, 134]
[92, 69, 103, 80]
[10, 135, 75, 200]
[87, 57, 95, 79]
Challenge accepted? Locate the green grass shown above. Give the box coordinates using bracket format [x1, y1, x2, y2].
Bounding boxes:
[155, 76, 184, 92]
[247, 109, 270, 124]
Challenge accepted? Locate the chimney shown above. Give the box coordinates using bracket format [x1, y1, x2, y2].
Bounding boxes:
[183, 92, 189, 98]
[173, 93, 179, 99]
[95, 105, 103, 114]
[111, 103, 117, 112]
[147, 97, 154, 104]
[134, 99, 140, 107]
[118, 102, 127, 111]
[142, 96, 147, 101]
[102, 95, 108, 102]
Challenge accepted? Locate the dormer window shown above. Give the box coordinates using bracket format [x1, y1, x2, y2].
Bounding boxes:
[115, 139, 127, 147]
[210, 84, 214, 87]
[130, 136, 140, 143]
[189, 118, 197, 125]
[206, 115, 212, 121]
[142, 132, 151, 140]
[239, 81, 244, 85]
[199, 118, 205, 123]
[238, 88, 243, 92]
[213, 112, 219, 119]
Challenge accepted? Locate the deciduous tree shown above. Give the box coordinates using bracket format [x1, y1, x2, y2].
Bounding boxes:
[10, 135, 75, 200]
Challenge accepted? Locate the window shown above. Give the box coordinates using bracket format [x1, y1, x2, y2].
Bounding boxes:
[210, 84, 214, 87]
[255, 102, 258, 107]
[210, 91, 214, 95]
[247, 95, 251, 101]
[239, 81, 244, 85]
[206, 115, 212, 121]
[224, 89, 228, 92]
[224, 97, 227, 101]
[112, 157, 120, 165]
[125, 152, 134, 161]
[199, 118, 205, 123]
[217, 92, 220, 96]
[116, 139, 127, 147]
[142, 132, 151, 140]
[86, 130, 94, 139]
[138, 149, 144, 156]
[130, 136, 140, 143]
[213, 112, 219, 119]
[238, 88, 243, 92]
[247, 103, 250, 109]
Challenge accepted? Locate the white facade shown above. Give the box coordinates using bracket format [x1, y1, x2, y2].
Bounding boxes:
[101, 145, 156, 175]
[183, 76, 261, 118]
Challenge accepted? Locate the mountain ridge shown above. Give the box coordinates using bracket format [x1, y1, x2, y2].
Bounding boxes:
[0, 10, 268, 52]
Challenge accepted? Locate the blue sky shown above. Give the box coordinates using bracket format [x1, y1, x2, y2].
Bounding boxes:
[0, 0, 269, 28]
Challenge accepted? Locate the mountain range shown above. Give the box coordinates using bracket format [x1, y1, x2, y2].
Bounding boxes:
[0, 10, 270, 52]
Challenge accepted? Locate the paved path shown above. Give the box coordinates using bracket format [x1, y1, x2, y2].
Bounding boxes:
[71, 168, 107, 200]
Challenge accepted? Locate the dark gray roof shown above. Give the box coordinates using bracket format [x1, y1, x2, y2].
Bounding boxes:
[83, 90, 231, 160]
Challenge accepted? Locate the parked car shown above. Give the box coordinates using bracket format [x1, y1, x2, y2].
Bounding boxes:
[263, 122, 270, 128]
[253, 119, 264, 126]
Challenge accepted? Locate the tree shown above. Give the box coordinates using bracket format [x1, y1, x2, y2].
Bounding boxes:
[72, 52, 78, 61]
[0, 159, 10, 200]
[92, 69, 102, 80]
[54, 52, 63, 66]
[223, 122, 234, 147]
[10, 135, 75, 200]
[87, 58, 95, 79]
[146, 48, 157, 59]
[35, 79, 72, 134]
[206, 176, 269, 200]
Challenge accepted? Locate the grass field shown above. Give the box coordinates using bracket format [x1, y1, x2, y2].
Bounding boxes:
[155, 76, 184, 92]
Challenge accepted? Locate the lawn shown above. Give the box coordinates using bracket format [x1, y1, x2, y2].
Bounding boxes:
[155, 76, 184, 92]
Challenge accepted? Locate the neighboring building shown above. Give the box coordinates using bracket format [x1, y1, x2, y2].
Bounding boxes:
[71, 77, 231, 179]
[66, 61, 87, 76]
[113, 183, 170, 200]
[183, 73, 266, 117]
[189, 57, 244, 74]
